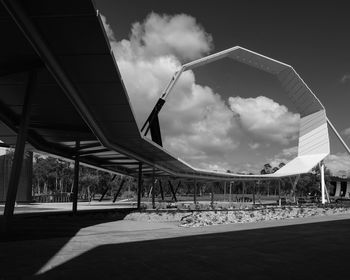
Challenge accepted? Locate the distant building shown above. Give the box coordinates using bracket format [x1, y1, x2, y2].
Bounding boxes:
[329, 176, 350, 198]
[0, 151, 33, 202]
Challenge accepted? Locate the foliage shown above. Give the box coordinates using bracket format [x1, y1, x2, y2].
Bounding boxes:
[31, 153, 135, 200]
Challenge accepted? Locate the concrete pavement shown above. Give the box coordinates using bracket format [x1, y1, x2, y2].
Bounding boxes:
[1, 213, 350, 279]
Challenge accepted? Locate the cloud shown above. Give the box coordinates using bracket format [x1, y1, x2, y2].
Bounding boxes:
[248, 142, 260, 150]
[107, 13, 213, 63]
[325, 153, 350, 177]
[102, 13, 237, 169]
[102, 13, 303, 172]
[342, 127, 350, 138]
[340, 74, 350, 84]
[269, 146, 298, 168]
[228, 96, 300, 145]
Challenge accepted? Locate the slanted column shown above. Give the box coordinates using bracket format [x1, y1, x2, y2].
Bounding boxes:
[137, 163, 142, 210]
[113, 177, 125, 203]
[3, 71, 37, 231]
[320, 162, 326, 204]
[72, 140, 80, 215]
[168, 180, 177, 202]
[100, 174, 116, 202]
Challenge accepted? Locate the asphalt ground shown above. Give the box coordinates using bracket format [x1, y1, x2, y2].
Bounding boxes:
[1, 212, 350, 279]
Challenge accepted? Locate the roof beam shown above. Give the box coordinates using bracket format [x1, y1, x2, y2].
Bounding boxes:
[103, 162, 140, 166]
[78, 148, 110, 156]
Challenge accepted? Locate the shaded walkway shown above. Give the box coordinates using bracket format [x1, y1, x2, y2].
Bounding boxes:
[1, 214, 350, 279]
[0, 210, 131, 278]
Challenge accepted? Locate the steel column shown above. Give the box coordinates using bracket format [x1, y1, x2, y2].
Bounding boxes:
[72, 140, 80, 214]
[278, 180, 282, 206]
[99, 175, 116, 202]
[210, 183, 214, 207]
[113, 178, 125, 203]
[3, 71, 37, 231]
[290, 175, 300, 203]
[193, 179, 197, 204]
[137, 163, 142, 210]
[223, 181, 226, 201]
[168, 180, 177, 202]
[159, 179, 164, 201]
[152, 169, 155, 209]
[320, 162, 326, 204]
[327, 118, 350, 155]
[253, 182, 256, 205]
[229, 181, 232, 202]
[175, 181, 181, 194]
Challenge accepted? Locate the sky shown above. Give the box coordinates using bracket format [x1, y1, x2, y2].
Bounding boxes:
[95, 0, 350, 176]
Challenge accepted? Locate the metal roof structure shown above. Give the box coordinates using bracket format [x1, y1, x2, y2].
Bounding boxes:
[0, 0, 194, 179]
[145, 46, 336, 179]
[0, 0, 348, 186]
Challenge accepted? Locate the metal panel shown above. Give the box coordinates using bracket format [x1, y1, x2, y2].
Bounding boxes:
[298, 110, 329, 156]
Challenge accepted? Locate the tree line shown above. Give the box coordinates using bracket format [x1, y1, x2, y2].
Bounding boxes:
[3, 150, 331, 201]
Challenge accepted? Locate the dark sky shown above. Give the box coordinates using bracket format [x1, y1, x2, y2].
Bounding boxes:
[95, 0, 350, 168]
[96, 0, 350, 125]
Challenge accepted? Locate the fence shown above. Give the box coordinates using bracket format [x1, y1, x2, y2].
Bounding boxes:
[33, 193, 71, 203]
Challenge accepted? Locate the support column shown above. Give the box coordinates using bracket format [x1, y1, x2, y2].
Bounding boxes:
[3, 71, 36, 231]
[175, 181, 181, 195]
[320, 162, 326, 204]
[113, 178, 125, 203]
[100, 174, 116, 202]
[253, 181, 256, 205]
[327, 118, 350, 155]
[210, 183, 214, 207]
[278, 180, 282, 206]
[290, 175, 300, 203]
[159, 179, 164, 201]
[229, 181, 232, 202]
[152, 169, 155, 209]
[193, 179, 197, 204]
[137, 163, 142, 210]
[168, 180, 177, 202]
[223, 181, 226, 201]
[72, 140, 80, 215]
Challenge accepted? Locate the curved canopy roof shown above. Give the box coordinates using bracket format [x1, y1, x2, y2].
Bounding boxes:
[0, 0, 329, 181]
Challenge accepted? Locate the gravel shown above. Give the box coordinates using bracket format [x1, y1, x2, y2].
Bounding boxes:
[124, 206, 350, 227]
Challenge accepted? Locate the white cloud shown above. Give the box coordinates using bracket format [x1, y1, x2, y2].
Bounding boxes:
[269, 146, 297, 168]
[108, 13, 213, 63]
[340, 74, 350, 84]
[101, 13, 305, 173]
[325, 153, 350, 177]
[228, 96, 300, 145]
[102, 13, 237, 168]
[342, 127, 350, 138]
[248, 142, 260, 150]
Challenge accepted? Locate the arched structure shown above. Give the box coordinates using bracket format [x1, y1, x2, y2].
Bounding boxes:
[144, 46, 330, 177]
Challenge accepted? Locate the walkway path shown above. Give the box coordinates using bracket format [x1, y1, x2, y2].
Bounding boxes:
[1, 213, 350, 279]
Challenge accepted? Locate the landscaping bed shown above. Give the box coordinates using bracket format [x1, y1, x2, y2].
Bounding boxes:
[124, 206, 350, 227]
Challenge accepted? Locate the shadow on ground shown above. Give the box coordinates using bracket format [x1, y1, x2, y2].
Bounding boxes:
[25, 218, 350, 280]
[0, 209, 131, 279]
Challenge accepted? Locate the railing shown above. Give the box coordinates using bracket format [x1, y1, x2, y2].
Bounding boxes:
[32, 193, 71, 203]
